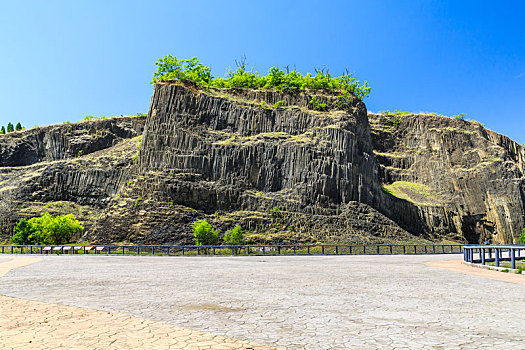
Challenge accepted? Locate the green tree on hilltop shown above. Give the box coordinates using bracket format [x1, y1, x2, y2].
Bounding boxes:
[0, 126, 5, 134]
[15, 122, 22, 131]
[6, 123, 14, 133]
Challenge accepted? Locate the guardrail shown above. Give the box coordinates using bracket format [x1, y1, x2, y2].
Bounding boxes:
[463, 245, 525, 269]
[0, 243, 463, 256]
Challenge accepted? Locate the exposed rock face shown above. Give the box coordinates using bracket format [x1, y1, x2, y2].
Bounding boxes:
[0, 84, 523, 244]
[369, 113, 525, 244]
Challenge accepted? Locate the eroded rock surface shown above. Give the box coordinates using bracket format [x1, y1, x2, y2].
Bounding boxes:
[1, 84, 523, 244]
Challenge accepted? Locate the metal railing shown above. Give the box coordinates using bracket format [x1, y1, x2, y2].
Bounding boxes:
[0, 243, 463, 256]
[463, 245, 525, 270]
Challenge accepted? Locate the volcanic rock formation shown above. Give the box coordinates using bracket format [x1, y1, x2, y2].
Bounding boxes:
[0, 83, 523, 244]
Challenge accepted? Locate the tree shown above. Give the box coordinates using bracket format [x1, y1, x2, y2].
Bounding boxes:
[224, 225, 244, 254]
[224, 225, 244, 245]
[0, 126, 4, 134]
[519, 228, 525, 244]
[192, 219, 220, 250]
[10, 212, 84, 245]
[10, 219, 35, 245]
[15, 122, 22, 131]
[6, 123, 14, 133]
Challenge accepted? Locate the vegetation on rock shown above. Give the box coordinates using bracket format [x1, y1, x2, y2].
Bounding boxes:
[519, 228, 525, 244]
[151, 55, 371, 100]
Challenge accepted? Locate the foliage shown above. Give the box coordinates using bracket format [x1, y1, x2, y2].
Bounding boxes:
[269, 207, 281, 214]
[191, 219, 220, 247]
[310, 97, 327, 111]
[15, 122, 22, 131]
[451, 113, 466, 120]
[519, 228, 525, 244]
[10, 219, 34, 245]
[392, 116, 402, 126]
[223, 225, 244, 245]
[0, 126, 4, 134]
[274, 100, 286, 110]
[10, 213, 84, 245]
[152, 55, 371, 100]
[380, 110, 414, 116]
[7, 123, 14, 133]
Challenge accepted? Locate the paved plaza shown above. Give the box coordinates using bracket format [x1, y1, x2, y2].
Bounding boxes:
[0, 254, 524, 349]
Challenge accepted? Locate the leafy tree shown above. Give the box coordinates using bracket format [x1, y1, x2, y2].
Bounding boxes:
[0, 126, 5, 134]
[10, 219, 35, 245]
[223, 225, 244, 245]
[10, 213, 84, 245]
[6, 123, 14, 133]
[519, 228, 525, 244]
[192, 219, 220, 249]
[15, 122, 22, 131]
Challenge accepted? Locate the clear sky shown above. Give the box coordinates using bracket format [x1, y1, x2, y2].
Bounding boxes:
[0, 0, 523, 143]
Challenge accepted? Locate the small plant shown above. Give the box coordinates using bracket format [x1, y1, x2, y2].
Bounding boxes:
[260, 101, 270, 110]
[77, 150, 83, 157]
[15, 122, 23, 131]
[192, 219, 220, 252]
[336, 92, 352, 109]
[310, 96, 327, 111]
[392, 116, 401, 126]
[134, 197, 142, 207]
[502, 268, 509, 273]
[0, 126, 5, 134]
[269, 207, 281, 214]
[168, 201, 173, 208]
[451, 113, 466, 120]
[274, 100, 286, 110]
[519, 228, 525, 244]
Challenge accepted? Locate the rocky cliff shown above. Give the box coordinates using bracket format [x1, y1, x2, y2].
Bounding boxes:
[1, 83, 523, 244]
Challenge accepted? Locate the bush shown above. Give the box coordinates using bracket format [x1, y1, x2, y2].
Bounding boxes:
[519, 228, 525, 244]
[0, 126, 4, 134]
[15, 122, 22, 131]
[224, 225, 244, 245]
[152, 55, 372, 100]
[191, 219, 220, 248]
[7, 123, 14, 133]
[10, 213, 84, 245]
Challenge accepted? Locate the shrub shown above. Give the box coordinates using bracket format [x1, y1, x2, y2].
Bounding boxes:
[152, 55, 372, 100]
[310, 96, 327, 111]
[10, 219, 35, 245]
[451, 113, 466, 120]
[10, 213, 84, 245]
[7, 123, 14, 133]
[192, 219, 220, 248]
[0, 126, 4, 134]
[274, 100, 286, 110]
[223, 225, 244, 245]
[15, 122, 22, 131]
[519, 228, 525, 244]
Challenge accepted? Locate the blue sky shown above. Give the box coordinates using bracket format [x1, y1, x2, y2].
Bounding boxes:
[0, 0, 523, 143]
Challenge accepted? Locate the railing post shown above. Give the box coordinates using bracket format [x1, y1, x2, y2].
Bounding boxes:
[197, 247, 199, 256]
[414, 245, 417, 254]
[432, 245, 436, 254]
[390, 245, 393, 254]
[481, 248, 485, 265]
[495, 248, 500, 267]
[137, 246, 140, 255]
[403, 245, 406, 254]
[122, 246, 125, 255]
[322, 246, 324, 255]
[349, 245, 352, 254]
[363, 245, 366, 254]
[11, 246, 14, 254]
[293, 246, 296, 255]
[307, 246, 310, 255]
[212, 247, 215, 255]
[377, 245, 380, 254]
[511, 248, 516, 269]
[231, 246, 235, 255]
[182, 247, 185, 256]
[335, 246, 338, 255]
[424, 245, 428, 254]
[278, 246, 281, 255]
[167, 247, 170, 256]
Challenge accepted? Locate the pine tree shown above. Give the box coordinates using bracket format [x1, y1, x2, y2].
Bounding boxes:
[0, 126, 5, 134]
[15, 122, 22, 131]
[6, 123, 14, 133]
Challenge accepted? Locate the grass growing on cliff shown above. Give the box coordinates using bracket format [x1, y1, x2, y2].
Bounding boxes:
[382, 181, 441, 206]
[151, 55, 371, 100]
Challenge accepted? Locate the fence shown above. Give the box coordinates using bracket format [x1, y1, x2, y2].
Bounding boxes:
[463, 245, 525, 270]
[0, 243, 463, 257]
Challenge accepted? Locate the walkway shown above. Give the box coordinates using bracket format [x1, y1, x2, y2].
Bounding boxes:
[0, 255, 524, 349]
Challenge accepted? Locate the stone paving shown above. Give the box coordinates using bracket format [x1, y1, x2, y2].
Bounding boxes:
[0, 254, 524, 349]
